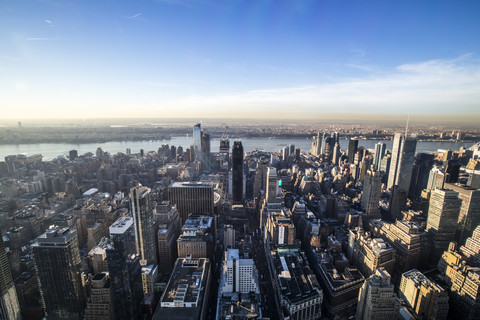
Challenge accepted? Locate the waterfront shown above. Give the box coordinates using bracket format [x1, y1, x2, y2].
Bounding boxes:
[0, 137, 472, 161]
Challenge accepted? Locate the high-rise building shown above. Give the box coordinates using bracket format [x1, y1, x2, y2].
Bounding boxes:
[32, 226, 85, 319]
[130, 185, 157, 265]
[347, 228, 396, 277]
[437, 243, 480, 320]
[153, 257, 211, 320]
[347, 139, 358, 164]
[426, 189, 461, 264]
[232, 141, 244, 204]
[445, 182, 480, 245]
[399, 269, 449, 320]
[427, 166, 447, 191]
[323, 136, 335, 162]
[141, 265, 158, 295]
[266, 167, 278, 203]
[221, 249, 259, 294]
[332, 142, 341, 165]
[223, 225, 235, 249]
[356, 268, 400, 320]
[219, 137, 230, 157]
[193, 123, 202, 160]
[408, 153, 434, 199]
[460, 225, 480, 266]
[85, 273, 113, 320]
[373, 142, 386, 171]
[200, 132, 211, 170]
[0, 231, 21, 320]
[168, 182, 214, 224]
[387, 133, 417, 193]
[265, 210, 296, 246]
[106, 217, 142, 320]
[370, 220, 429, 284]
[362, 169, 382, 219]
[155, 202, 181, 274]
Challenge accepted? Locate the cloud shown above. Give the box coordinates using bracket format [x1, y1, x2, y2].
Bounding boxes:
[128, 13, 142, 19]
[153, 0, 213, 8]
[44, 19, 54, 27]
[26, 37, 54, 41]
[149, 54, 480, 118]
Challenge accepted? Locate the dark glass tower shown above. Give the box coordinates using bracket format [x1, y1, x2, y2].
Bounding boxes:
[0, 231, 21, 320]
[409, 153, 434, 199]
[347, 139, 359, 164]
[232, 141, 244, 204]
[32, 227, 85, 319]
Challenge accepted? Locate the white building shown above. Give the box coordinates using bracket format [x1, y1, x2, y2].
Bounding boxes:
[222, 249, 259, 294]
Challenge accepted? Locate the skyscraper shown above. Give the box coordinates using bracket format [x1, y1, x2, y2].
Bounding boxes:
[362, 169, 382, 219]
[373, 142, 386, 171]
[106, 217, 142, 320]
[130, 185, 157, 265]
[347, 139, 358, 164]
[0, 231, 21, 320]
[399, 269, 449, 320]
[408, 153, 434, 199]
[201, 132, 211, 170]
[232, 141, 244, 204]
[193, 123, 202, 160]
[387, 133, 417, 192]
[32, 226, 85, 319]
[168, 182, 214, 224]
[266, 167, 278, 203]
[426, 189, 461, 264]
[356, 268, 400, 320]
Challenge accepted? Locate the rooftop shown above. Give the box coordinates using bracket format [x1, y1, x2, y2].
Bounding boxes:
[109, 216, 134, 235]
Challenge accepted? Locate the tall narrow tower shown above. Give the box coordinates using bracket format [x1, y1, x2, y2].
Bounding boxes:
[387, 133, 417, 192]
[232, 141, 244, 204]
[130, 185, 157, 265]
[0, 231, 21, 320]
[193, 123, 202, 160]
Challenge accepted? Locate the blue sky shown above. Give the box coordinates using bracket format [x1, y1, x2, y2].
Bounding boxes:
[1, 0, 479, 121]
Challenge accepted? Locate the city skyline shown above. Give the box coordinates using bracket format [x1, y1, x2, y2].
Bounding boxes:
[1, 1, 479, 121]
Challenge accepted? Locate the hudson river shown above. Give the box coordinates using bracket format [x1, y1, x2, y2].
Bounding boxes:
[0, 137, 472, 161]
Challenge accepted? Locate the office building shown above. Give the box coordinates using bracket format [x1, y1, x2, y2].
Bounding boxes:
[370, 220, 429, 284]
[427, 166, 447, 191]
[232, 141, 244, 204]
[85, 273, 113, 320]
[362, 169, 382, 219]
[461, 225, 480, 266]
[387, 133, 417, 192]
[271, 248, 323, 320]
[266, 167, 278, 203]
[332, 142, 341, 165]
[156, 202, 181, 274]
[153, 257, 211, 320]
[445, 182, 480, 245]
[373, 142, 386, 171]
[0, 231, 21, 320]
[265, 210, 296, 246]
[32, 227, 85, 319]
[193, 123, 202, 160]
[221, 249, 259, 294]
[177, 215, 214, 259]
[356, 268, 400, 320]
[437, 243, 480, 320]
[130, 185, 157, 265]
[347, 139, 358, 164]
[106, 217, 142, 320]
[399, 269, 449, 320]
[409, 153, 435, 199]
[426, 189, 461, 264]
[169, 182, 214, 224]
[200, 132, 211, 169]
[347, 228, 396, 277]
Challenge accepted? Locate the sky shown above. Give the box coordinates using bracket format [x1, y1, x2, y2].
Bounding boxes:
[1, 0, 479, 122]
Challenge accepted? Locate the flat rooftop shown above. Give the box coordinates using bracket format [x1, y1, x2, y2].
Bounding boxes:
[109, 216, 133, 235]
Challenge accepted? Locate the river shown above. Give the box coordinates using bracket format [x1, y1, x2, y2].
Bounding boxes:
[0, 137, 472, 161]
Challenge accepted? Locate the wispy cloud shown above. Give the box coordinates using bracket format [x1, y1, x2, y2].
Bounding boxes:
[44, 19, 54, 27]
[26, 37, 54, 41]
[149, 55, 480, 118]
[128, 13, 142, 19]
[153, 0, 213, 8]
